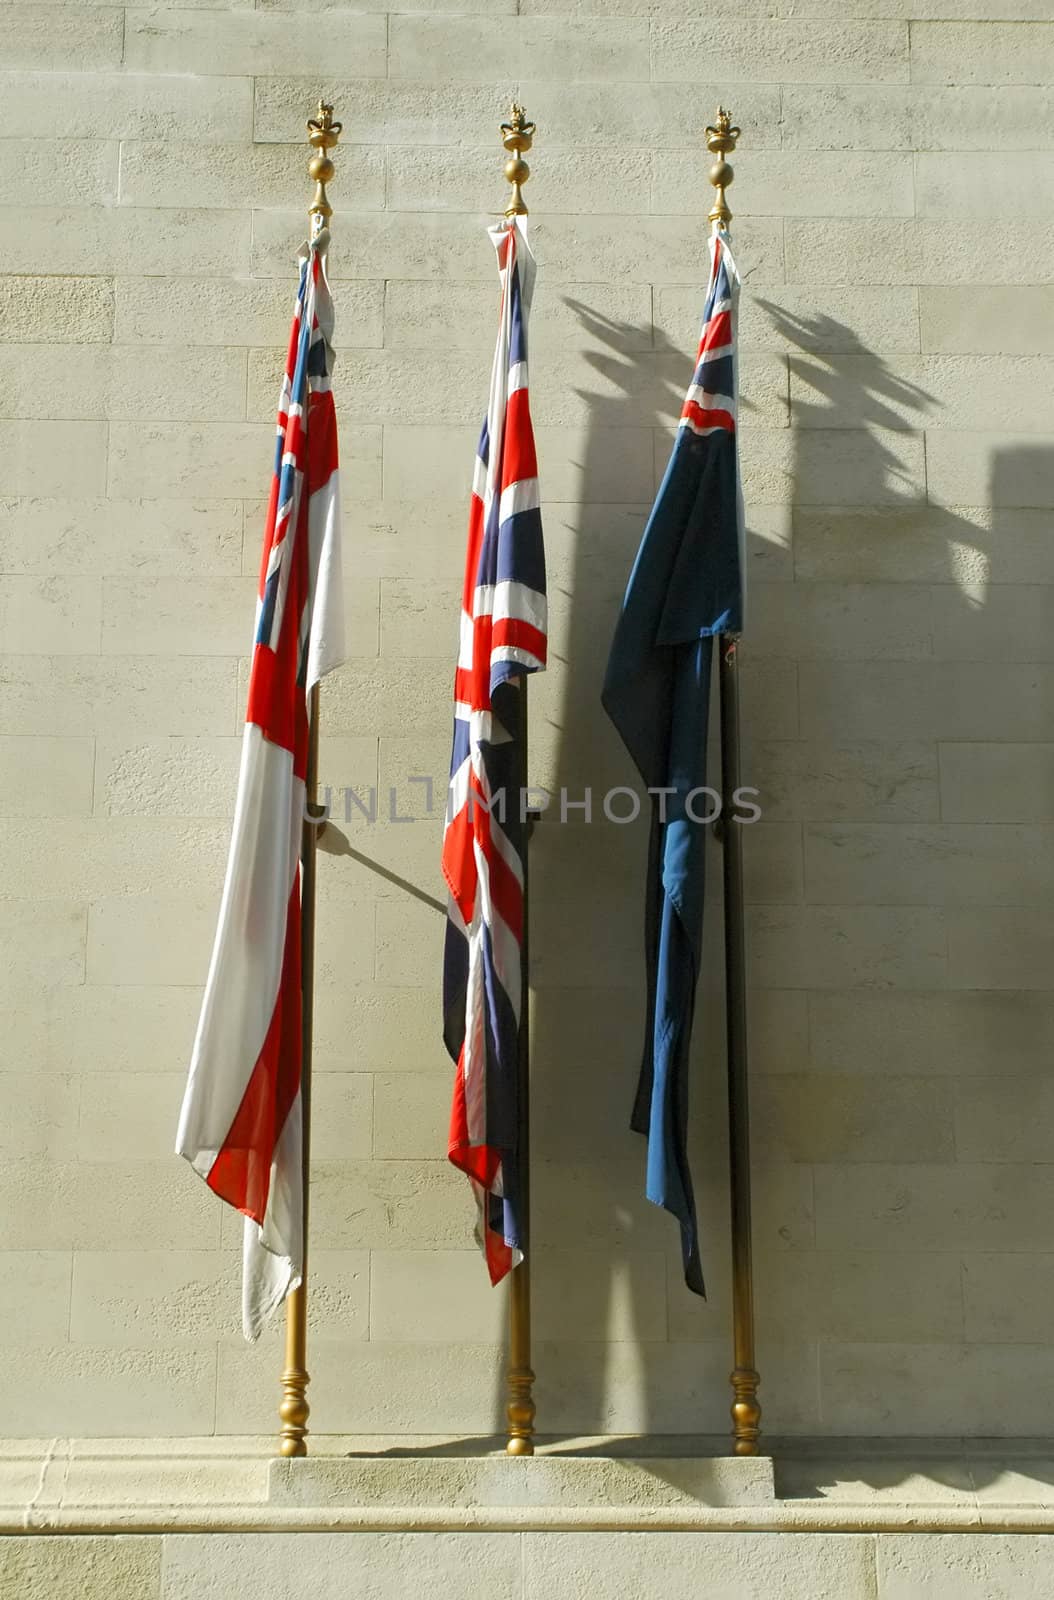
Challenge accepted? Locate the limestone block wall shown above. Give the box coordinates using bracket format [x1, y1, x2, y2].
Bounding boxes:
[1, 0, 1052, 1439]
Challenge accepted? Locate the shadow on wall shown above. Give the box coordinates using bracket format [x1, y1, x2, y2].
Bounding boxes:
[522, 288, 1054, 1449]
[760, 302, 938, 501]
[748, 306, 1054, 1455]
[524, 298, 742, 1440]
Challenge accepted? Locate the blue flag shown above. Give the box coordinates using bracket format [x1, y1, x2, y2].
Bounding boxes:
[601, 230, 744, 1295]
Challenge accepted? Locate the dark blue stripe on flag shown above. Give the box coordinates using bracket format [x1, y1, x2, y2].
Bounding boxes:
[693, 353, 733, 397]
[703, 256, 731, 321]
[257, 563, 280, 647]
[474, 489, 502, 590]
[495, 506, 545, 593]
[448, 716, 470, 779]
[255, 267, 313, 649]
[508, 267, 528, 369]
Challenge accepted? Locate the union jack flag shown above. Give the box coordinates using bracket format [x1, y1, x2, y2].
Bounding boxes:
[677, 226, 743, 625]
[441, 216, 547, 1283]
[176, 228, 344, 1339]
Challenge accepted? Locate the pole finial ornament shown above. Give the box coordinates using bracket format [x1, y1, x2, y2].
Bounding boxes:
[501, 103, 535, 218]
[307, 99, 342, 232]
[706, 106, 741, 229]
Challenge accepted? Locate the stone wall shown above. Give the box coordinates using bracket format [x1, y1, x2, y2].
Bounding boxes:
[8, 1529, 1054, 1600]
[2, 0, 1053, 1438]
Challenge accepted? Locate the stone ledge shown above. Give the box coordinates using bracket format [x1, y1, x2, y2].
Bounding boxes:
[4, 1438, 1054, 1536]
[9, 1504, 1054, 1536]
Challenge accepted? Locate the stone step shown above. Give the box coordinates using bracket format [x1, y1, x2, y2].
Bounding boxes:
[268, 1452, 775, 1510]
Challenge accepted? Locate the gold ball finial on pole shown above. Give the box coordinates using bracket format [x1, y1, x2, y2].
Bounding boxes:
[501, 103, 535, 218]
[307, 100, 342, 232]
[706, 106, 741, 229]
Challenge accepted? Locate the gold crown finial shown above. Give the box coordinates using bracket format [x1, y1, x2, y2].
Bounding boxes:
[501, 103, 536, 218]
[307, 100, 342, 231]
[706, 106, 741, 229]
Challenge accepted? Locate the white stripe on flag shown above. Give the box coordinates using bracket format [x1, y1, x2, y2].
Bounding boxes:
[243, 1093, 303, 1339]
[684, 385, 736, 414]
[497, 477, 540, 530]
[490, 644, 546, 671]
[446, 754, 475, 821]
[492, 578, 547, 632]
[176, 725, 303, 1186]
[306, 465, 344, 689]
[487, 804, 525, 889]
[471, 578, 546, 631]
[473, 837, 522, 1026]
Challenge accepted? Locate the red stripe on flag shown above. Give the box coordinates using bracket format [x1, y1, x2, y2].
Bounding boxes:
[681, 399, 735, 433]
[698, 309, 732, 357]
[282, 305, 302, 385]
[491, 618, 547, 665]
[448, 1043, 502, 1186]
[441, 800, 477, 925]
[453, 664, 476, 709]
[257, 481, 281, 601]
[484, 1222, 513, 1285]
[499, 390, 537, 491]
[485, 843, 524, 945]
[206, 879, 302, 1224]
[283, 409, 306, 475]
[245, 642, 309, 765]
[460, 782, 522, 941]
[307, 390, 339, 488]
[461, 494, 485, 613]
[246, 644, 293, 755]
[449, 1133, 502, 1191]
[470, 613, 495, 707]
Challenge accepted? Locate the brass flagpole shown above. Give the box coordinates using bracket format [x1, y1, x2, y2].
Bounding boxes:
[708, 109, 762, 1457]
[277, 100, 342, 1459]
[501, 105, 537, 1458]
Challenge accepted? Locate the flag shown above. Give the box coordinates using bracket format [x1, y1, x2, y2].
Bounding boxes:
[176, 229, 344, 1340]
[601, 227, 744, 1295]
[442, 215, 547, 1283]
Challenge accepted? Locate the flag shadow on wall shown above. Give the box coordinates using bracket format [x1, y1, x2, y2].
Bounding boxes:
[745, 304, 1054, 1458]
[525, 294, 1053, 1448]
[523, 298, 741, 1443]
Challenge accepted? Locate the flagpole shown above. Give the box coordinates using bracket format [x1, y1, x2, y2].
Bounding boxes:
[277, 100, 341, 1460]
[501, 105, 537, 1458]
[708, 109, 762, 1457]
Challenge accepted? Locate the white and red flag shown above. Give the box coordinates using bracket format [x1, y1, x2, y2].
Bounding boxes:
[176, 229, 344, 1339]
